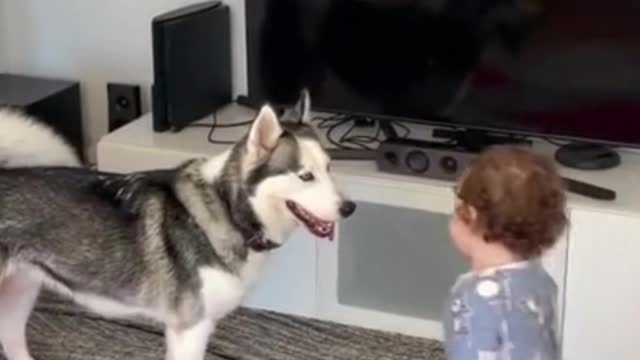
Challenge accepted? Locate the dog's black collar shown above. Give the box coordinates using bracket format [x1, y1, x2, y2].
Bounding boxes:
[246, 233, 281, 252]
[213, 179, 282, 253]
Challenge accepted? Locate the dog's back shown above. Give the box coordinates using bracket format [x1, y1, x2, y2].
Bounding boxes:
[0, 167, 145, 292]
[0, 167, 138, 245]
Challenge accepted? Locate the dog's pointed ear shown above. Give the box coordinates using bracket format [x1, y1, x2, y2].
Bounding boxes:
[296, 88, 311, 124]
[282, 88, 311, 124]
[247, 104, 283, 162]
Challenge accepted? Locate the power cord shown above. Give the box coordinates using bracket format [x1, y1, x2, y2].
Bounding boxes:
[187, 110, 414, 149]
[186, 111, 253, 145]
[539, 136, 567, 147]
[312, 114, 411, 150]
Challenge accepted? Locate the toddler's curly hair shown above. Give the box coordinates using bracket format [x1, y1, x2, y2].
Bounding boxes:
[455, 147, 568, 259]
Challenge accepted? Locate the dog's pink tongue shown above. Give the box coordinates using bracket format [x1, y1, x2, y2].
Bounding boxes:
[311, 222, 335, 241]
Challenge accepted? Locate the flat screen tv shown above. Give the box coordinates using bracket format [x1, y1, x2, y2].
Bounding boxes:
[245, 0, 640, 148]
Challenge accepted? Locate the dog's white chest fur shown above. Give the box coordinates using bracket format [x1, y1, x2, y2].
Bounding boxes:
[199, 251, 268, 320]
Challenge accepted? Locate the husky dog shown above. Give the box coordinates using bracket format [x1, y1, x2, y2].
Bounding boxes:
[0, 91, 356, 360]
[0, 108, 81, 168]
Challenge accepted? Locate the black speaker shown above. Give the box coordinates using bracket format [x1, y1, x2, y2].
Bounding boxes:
[376, 139, 478, 181]
[107, 83, 141, 132]
[151, 1, 232, 132]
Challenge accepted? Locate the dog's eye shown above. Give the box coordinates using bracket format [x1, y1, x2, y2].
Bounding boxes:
[298, 172, 315, 182]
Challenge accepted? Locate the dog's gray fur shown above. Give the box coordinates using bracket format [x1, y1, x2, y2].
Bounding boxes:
[0, 91, 354, 360]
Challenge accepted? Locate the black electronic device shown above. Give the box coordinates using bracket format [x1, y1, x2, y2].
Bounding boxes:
[107, 83, 141, 132]
[375, 139, 478, 181]
[327, 148, 376, 161]
[152, 1, 231, 132]
[373, 138, 617, 201]
[561, 177, 617, 201]
[235, 94, 262, 110]
[245, 0, 640, 167]
[555, 143, 621, 170]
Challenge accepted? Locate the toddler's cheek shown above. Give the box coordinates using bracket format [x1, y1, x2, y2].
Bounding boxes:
[449, 216, 470, 257]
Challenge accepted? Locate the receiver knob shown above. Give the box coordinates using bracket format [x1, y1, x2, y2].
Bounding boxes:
[405, 150, 429, 173]
[384, 151, 398, 165]
[440, 156, 459, 174]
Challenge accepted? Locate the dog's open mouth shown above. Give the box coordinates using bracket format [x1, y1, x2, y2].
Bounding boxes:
[286, 200, 335, 239]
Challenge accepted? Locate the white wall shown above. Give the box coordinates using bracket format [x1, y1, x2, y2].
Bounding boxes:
[0, 0, 7, 72]
[2, 0, 248, 160]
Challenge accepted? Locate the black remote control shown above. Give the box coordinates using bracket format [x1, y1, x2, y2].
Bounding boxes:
[561, 177, 616, 201]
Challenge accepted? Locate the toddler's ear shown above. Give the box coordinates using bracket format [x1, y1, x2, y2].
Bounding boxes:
[467, 204, 479, 224]
[465, 205, 488, 239]
[455, 200, 479, 225]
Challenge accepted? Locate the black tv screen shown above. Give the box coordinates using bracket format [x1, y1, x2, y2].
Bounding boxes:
[246, 0, 640, 147]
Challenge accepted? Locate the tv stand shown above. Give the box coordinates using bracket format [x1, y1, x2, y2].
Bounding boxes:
[555, 142, 621, 170]
[432, 128, 531, 152]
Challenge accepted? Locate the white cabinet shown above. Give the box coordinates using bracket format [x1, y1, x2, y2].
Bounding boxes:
[316, 176, 463, 339]
[562, 209, 640, 360]
[243, 228, 317, 318]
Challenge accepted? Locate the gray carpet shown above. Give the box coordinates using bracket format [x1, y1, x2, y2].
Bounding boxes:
[2, 292, 445, 360]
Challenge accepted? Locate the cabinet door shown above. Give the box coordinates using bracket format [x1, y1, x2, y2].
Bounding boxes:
[317, 176, 467, 339]
[243, 228, 317, 317]
[563, 209, 640, 360]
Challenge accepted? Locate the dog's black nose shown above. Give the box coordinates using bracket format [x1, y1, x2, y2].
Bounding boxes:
[339, 200, 356, 218]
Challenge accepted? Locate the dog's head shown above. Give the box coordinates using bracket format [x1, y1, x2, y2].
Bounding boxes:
[240, 90, 355, 243]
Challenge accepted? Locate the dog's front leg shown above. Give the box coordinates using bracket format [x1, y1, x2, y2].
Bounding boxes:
[165, 320, 215, 360]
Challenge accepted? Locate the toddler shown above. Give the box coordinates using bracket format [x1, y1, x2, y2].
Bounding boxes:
[445, 147, 567, 360]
